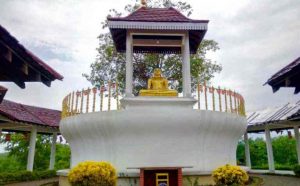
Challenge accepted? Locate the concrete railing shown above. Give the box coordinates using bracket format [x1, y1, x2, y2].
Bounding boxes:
[61, 82, 246, 119]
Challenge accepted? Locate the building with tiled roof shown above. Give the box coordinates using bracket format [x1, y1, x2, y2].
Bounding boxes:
[0, 24, 63, 171]
[0, 99, 61, 129]
[0, 99, 61, 171]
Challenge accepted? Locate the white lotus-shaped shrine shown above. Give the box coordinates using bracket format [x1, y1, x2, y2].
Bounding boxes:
[60, 96, 247, 173]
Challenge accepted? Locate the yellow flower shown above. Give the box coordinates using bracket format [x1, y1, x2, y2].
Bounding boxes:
[68, 161, 117, 186]
[212, 164, 248, 185]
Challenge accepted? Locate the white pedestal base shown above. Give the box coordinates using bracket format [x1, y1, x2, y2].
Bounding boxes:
[60, 97, 247, 172]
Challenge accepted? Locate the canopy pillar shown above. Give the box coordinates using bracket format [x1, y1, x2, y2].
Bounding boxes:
[49, 132, 57, 170]
[182, 33, 192, 97]
[265, 127, 275, 172]
[27, 126, 37, 171]
[244, 132, 251, 168]
[294, 126, 300, 164]
[125, 31, 133, 97]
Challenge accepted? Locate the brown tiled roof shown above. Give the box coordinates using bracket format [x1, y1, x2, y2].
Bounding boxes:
[0, 100, 61, 128]
[265, 57, 300, 94]
[0, 25, 63, 81]
[108, 7, 208, 23]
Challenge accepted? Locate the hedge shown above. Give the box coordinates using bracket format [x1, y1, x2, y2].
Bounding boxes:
[0, 170, 57, 185]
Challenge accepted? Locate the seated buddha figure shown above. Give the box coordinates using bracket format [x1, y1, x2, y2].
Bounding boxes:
[139, 68, 178, 97]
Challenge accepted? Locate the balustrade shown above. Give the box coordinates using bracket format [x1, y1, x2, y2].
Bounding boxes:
[61, 82, 246, 119]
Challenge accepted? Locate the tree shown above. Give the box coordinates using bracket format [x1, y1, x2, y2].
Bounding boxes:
[83, 0, 222, 95]
[273, 136, 297, 166]
[236, 135, 298, 169]
[0, 133, 70, 171]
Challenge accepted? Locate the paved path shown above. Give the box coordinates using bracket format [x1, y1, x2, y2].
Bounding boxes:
[251, 174, 300, 186]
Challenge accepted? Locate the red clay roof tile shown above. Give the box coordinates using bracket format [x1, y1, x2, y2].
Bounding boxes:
[0, 99, 61, 128]
[108, 7, 208, 23]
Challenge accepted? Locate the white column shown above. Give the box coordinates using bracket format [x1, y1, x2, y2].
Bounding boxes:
[27, 126, 37, 171]
[49, 132, 57, 170]
[244, 132, 251, 168]
[125, 31, 133, 97]
[294, 126, 300, 164]
[265, 127, 275, 172]
[182, 33, 192, 97]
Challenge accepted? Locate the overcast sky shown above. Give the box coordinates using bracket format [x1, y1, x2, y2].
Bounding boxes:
[0, 0, 299, 112]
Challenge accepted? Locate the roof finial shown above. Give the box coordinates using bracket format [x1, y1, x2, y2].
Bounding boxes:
[141, 0, 147, 7]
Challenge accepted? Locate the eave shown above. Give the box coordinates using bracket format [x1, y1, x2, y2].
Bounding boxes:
[0, 25, 63, 88]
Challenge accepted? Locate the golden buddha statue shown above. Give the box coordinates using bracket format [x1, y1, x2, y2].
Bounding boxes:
[139, 68, 178, 97]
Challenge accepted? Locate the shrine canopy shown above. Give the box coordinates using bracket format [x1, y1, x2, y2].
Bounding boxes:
[265, 57, 300, 94]
[0, 25, 63, 89]
[107, 7, 209, 54]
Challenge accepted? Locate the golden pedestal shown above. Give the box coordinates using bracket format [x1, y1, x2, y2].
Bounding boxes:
[139, 90, 178, 97]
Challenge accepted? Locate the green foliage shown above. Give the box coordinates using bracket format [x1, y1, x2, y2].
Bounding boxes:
[83, 0, 221, 95]
[0, 133, 70, 172]
[236, 141, 245, 165]
[236, 135, 298, 169]
[293, 164, 300, 177]
[272, 136, 298, 165]
[55, 144, 71, 170]
[0, 170, 56, 185]
[0, 153, 25, 172]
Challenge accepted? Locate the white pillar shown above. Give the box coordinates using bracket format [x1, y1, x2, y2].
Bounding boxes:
[244, 132, 251, 168]
[125, 31, 133, 97]
[27, 126, 37, 171]
[265, 127, 275, 172]
[49, 132, 57, 170]
[182, 33, 192, 97]
[294, 126, 300, 164]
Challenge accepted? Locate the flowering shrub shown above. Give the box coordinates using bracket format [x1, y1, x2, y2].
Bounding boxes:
[212, 164, 249, 186]
[68, 161, 117, 186]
